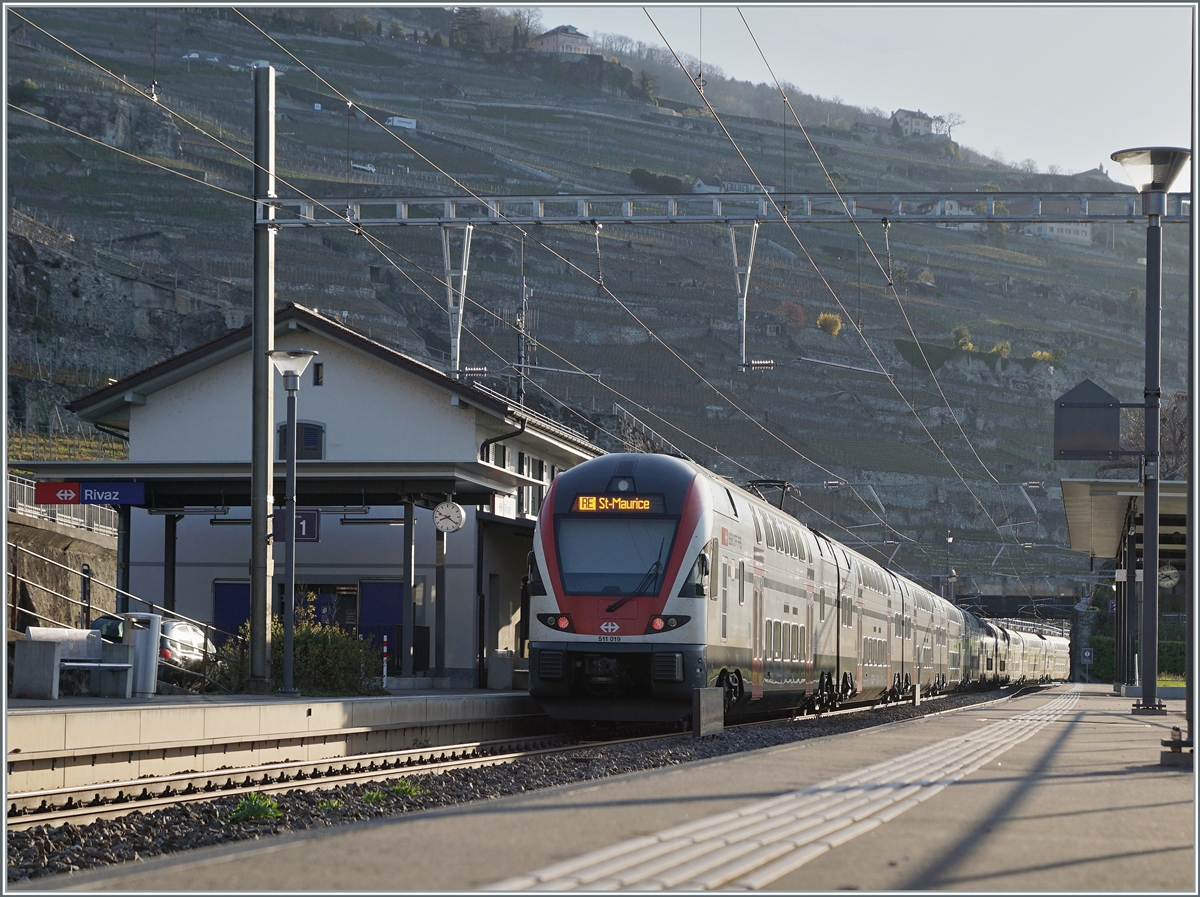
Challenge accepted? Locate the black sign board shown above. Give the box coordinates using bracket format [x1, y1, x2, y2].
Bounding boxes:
[1053, 380, 1126, 461]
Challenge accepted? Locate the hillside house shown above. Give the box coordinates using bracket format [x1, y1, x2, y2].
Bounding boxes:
[692, 175, 723, 194]
[721, 179, 776, 194]
[532, 25, 591, 54]
[1007, 199, 1094, 245]
[891, 108, 935, 137]
[23, 304, 603, 688]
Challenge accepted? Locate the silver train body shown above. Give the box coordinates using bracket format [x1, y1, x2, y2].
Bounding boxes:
[528, 454, 1069, 722]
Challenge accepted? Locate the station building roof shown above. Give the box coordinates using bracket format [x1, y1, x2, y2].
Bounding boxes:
[21, 303, 604, 510]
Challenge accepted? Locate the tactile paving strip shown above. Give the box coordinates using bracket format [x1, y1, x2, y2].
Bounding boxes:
[488, 688, 1080, 891]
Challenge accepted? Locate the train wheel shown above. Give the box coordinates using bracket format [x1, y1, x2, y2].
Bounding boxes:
[717, 669, 742, 716]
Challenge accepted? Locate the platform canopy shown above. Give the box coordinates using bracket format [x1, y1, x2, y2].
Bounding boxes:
[1060, 478, 1189, 560]
[7, 459, 541, 510]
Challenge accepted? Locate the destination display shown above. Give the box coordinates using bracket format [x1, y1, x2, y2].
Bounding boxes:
[573, 494, 665, 513]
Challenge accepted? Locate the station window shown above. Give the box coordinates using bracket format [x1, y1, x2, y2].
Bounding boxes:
[278, 422, 324, 460]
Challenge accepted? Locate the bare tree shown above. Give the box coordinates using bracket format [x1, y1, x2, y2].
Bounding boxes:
[510, 6, 543, 45]
[1047, 163, 1062, 175]
[940, 111, 965, 140]
[479, 7, 512, 51]
[1019, 158, 1039, 174]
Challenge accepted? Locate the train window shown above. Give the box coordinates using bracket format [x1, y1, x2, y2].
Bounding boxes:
[841, 595, 853, 628]
[792, 624, 800, 660]
[819, 589, 826, 622]
[751, 509, 763, 545]
[773, 620, 782, 660]
[788, 527, 799, 558]
[797, 532, 807, 562]
[782, 622, 790, 661]
[764, 516, 776, 550]
[738, 561, 746, 606]
[725, 487, 739, 518]
[556, 517, 677, 595]
[764, 619, 773, 661]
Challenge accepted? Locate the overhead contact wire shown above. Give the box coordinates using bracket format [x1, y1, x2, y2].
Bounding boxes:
[647, 8, 1031, 592]
[733, 7, 1034, 589]
[228, 10, 912, 549]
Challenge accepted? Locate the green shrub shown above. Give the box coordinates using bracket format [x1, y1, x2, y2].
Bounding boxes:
[9, 79, 38, 106]
[230, 792, 282, 823]
[363, 790, 387, 804]
[1087, 635, 1185, 681]
[629, 167, 687, 193]
[391, 779, 425, 797]
[213, 602, 383, 695]
[894, 338, 957, 372]
[816, 312, 842, 336]
[317, 798, 342, 810]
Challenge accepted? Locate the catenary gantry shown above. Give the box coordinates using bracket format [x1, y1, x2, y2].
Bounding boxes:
[262, 190, 1191, 374]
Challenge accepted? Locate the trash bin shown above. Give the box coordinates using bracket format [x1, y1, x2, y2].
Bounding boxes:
[488, 649, 514, 690]
[124, 613, 162, 697]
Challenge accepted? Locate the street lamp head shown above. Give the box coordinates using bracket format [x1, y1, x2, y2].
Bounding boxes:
[268, 349, 318, 379]
[1110, 147, 1191, 194]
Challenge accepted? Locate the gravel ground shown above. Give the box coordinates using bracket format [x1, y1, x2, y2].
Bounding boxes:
[7, 690, 1007, 883]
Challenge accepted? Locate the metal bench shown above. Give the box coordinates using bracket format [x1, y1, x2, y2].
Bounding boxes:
[12, 628, 134, 700]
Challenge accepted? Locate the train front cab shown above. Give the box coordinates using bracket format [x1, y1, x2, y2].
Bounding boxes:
[527, 454, 718, 723]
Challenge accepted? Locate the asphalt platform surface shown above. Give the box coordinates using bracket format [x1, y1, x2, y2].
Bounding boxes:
[30, 684, 1196, 892]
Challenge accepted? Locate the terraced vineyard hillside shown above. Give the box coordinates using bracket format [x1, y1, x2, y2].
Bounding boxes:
[7, 7, 1190, 601]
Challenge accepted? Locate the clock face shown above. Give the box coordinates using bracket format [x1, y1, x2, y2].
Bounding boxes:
[1158, 564, 1180, 589]
[434, 501, 465, 533]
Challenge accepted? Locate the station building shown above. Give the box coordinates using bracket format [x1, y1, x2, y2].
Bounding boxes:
[22, 304, 603, 687]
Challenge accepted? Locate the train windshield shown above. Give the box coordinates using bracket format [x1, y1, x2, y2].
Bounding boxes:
[556, 517, 678, 595]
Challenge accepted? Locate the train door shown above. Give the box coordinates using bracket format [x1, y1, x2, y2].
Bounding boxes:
[805, 602, 814, 693]
[751, 574, 764, 698]
[855, 604, 863, 694]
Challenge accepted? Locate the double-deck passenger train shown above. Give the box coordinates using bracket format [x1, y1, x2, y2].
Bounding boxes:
[527, 453, 1069, 722]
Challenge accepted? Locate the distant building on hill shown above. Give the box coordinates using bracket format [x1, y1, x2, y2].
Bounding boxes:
[532, 25, 591, 54]
[1007, 198, 1094, 245]
[891, 108, 935, 137]
[690, 175, 777, 195]
[721, 178, 775, 194]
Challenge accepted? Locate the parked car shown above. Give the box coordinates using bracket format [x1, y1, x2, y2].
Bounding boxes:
[90, 616, 215, 665]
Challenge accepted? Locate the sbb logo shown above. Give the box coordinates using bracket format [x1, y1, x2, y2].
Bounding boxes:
[34, 482, 79, 504]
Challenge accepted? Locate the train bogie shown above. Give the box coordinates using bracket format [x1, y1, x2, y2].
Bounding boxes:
[528, 453, 1070, 723]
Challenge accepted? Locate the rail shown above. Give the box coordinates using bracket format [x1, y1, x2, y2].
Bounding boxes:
[7, 472, 118, 536]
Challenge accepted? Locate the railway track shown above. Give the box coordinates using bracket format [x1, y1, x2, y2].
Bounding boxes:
[7, 685, 1038, 832]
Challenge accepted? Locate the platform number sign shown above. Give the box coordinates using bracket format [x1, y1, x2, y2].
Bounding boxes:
[274, 508, 320, 542]
[1081, 647, 1094, 665]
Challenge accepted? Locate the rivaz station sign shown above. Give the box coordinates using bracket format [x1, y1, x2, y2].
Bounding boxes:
[33, 482, 145, 505]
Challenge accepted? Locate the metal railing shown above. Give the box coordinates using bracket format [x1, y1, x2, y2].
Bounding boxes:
[7, 543, 245, 679]
[6, 473, 119, 537]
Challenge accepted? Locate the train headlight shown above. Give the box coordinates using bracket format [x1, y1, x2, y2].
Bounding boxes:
[645, 615, 690, 634]
[537, 613, 575, 633]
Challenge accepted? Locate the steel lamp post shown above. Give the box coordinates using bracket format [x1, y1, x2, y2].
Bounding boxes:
[1110, 147, 1190, 714]
[268, 348, 319, 693]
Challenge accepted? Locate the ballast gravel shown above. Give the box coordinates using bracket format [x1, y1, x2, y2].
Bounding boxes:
[7, 691, 1004, 883]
